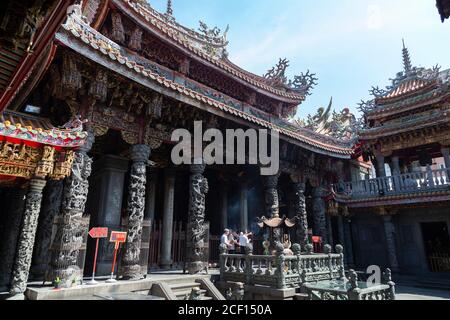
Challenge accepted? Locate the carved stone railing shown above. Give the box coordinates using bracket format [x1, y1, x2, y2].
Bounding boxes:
[219, 244, 345, 290]
[335, 168, 450, 199]
[219, 244, 395, 300]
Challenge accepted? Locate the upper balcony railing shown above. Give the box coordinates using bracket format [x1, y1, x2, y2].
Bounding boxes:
[334, 168, 450, 199]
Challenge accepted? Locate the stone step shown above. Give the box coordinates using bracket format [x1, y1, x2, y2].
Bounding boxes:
[175, 289, 207, 299]
[294, 293, 309, 301]
[415, 279, 450, 291]
[170, 282, 201, 291]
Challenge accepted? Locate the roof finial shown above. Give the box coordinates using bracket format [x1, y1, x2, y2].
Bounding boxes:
[402, 38, 412, 73]
[166, 0, 173, 16]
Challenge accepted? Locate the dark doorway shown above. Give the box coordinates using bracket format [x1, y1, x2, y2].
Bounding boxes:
[421, 222, 450, 272]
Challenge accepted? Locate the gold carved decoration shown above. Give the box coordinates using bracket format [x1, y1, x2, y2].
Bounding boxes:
[0, 142, 41, 179]
[93, 124, 109, 137]
[35, 146, 56, 179]
[145, 136, 163, 150]
[50, 150, 75, 180]
[144, 126, 170, 150]
[0, 141, 75, 180]
[121, 131, 139, 145]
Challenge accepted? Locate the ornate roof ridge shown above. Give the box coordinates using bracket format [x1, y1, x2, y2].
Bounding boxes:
[114, 0, 306, 101]
[125, 0, 229, 50]
[0, 110, 88, 147]
[57, 12, 354, 157]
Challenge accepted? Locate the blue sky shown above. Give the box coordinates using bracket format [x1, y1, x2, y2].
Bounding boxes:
[150, 0, 450, 118]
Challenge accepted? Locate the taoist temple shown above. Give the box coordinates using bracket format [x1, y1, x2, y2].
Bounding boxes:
[0, 0, 449, 299]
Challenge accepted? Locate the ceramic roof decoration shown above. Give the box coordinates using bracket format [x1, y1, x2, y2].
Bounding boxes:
[0, 110, 88, 148]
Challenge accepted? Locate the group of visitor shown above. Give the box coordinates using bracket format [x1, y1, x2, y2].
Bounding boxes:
[220, 228, 253, 254]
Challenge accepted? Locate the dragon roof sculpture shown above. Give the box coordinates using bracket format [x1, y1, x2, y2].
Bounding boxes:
[291, 98, 360, 142]
[264, 58, 318, 97]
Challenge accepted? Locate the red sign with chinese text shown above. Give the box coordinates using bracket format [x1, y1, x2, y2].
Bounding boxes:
[312, 236, 322, 243]
[89, 227, 108, 239]
[110, 231, 127, 243]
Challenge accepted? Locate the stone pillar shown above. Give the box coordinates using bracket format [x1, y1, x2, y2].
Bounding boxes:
[382, 215, 399, 272]
[49, 131, 94, 285]
[86, 155, 128, 276]
[292, 182, 308, 248]
[120, 145, 151, 280]
[220, 183, 228, 231]
[376, 154, 386, 178]
[391, 156, 401, 175]
[326, 215, 334, 247]
[337, 216, 345, 247]
[186, 164, 209, 274]
[240, 182, 249, 232]
[312, 187, 327, 242]
[145, 168, 158, 221]
[30, 180, 64, 280]
[263, 174, 281, 244]
[159, 169, 176, 270]
[426, 164, 435, 188]
[263, 174, 280, 218]
[0, 189, 26, 290]
[343, 218, 355, 266]
[442, 147, 450, 169]
[9, 178, 47, 296]
[442, 147, 450, 181]
[391, 156, 401, 192]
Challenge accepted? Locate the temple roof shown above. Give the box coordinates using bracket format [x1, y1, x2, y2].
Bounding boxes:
[358, 42, 450, 119]
[57, 9, 355, 158]
[0, 110, 88, 148]
[113, 0, 309, 102]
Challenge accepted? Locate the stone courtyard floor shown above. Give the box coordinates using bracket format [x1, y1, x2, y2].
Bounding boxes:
[396, 286, 450, 300]
[2, 269, 450, 300]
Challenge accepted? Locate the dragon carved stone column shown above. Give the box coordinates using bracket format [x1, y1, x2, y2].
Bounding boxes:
[312, 186, 328, 243]
[292, 182, 309, 249]
[0, 188, 26, 291]
[9, 179, 47, 297]
[263, 174, 280, 218]
[49, 131, 94, 286]
[263, 173, 281, 244]
[30, 180, 64, 279]
[382, 215, 399, 272]
[120, 145, 151, 280]
[186, 164, 209, 275]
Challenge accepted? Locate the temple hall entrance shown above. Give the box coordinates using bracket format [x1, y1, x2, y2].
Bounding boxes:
[421, 222, 450, 272]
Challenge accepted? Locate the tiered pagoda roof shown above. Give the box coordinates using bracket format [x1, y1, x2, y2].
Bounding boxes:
[358, 42, 450, 141]
[55, 0, 355, 158]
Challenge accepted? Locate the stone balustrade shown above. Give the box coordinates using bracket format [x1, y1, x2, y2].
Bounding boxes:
[219, 244, 396, 300]
[335, 168, 450, 199]
[219, 244, 345, 290]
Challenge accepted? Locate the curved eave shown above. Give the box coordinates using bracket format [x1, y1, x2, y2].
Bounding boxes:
[335, 189, 450, 208]
[359, 112, 450, 141]
[375, 79, 437, 105]
[366, 89, 450, 121]
[113, 0, 305, 104]
[0, 111, 88, 148]
[56, 18, 353, 159]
